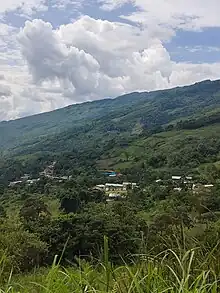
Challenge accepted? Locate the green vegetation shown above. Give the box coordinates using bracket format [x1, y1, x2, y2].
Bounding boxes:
[0, 168, 220, 291]
[1, 79, 220, 184]
[1, 80, 220, 291]
[109, 124, 220, 180]
[1, 243, 220, 292]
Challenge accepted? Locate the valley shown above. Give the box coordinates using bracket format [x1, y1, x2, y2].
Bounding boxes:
[1, 79, 220, 292]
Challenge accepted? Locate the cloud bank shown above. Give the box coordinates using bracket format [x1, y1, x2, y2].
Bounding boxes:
[17, 17, 220, 102]
[0, 0, 220, 121]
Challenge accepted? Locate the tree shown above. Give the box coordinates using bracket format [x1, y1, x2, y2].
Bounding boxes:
[0, 205, 6, 218]
[20, 198, 50, 222]
[43, 202, 145, 264]
[20, 198, 51, 233]
[0, 184, 4, 196]
[123, 151, 129, 162]
[60, 188, 106, 214]
[204, 164, 220, 183]
[151, 206, 193, 234]
[60, 193, 81, 213]
[0, 218, 48, 272]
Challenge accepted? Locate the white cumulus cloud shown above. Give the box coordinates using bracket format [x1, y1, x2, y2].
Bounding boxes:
[17, 16, 220, 106]
[1, 0, 220, 121]
[17, 17, 173, 100]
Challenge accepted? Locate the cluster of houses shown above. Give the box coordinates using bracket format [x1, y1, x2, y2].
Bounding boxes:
[9, 174, 41, 187]
[156, 175, 214, 193]
[156, 175, 193, 183]
[39, 161, 72, 181]
[95, 182, 138, 202]
[8, 162, 72, 187]
[8, 162, 215, 199]
[96, 182, 137, 192]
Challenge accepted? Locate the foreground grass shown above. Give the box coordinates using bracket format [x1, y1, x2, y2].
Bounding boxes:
[0, 246, 219, 293]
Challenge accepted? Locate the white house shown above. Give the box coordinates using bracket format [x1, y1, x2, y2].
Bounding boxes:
[26, 178, 40, 185]
[106, 193, 124, 202]
[192, 183, 214, 194]
[95, 182, 137, 192]
[105, 183, 124, 191]
[95, 184, 105, 190]
[122, 182, 137, 190]
[9, 181, 23, 187]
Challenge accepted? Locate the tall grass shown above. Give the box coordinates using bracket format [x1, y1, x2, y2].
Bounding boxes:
[0, 238, 219, 293]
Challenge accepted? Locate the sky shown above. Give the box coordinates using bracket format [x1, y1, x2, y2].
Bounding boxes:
[0, 0, 220, 121]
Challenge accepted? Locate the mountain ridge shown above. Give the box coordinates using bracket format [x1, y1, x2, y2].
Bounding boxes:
[0, 79, 215, 125]
[1, 78, 220, 182]
[1, 79, 220, 152]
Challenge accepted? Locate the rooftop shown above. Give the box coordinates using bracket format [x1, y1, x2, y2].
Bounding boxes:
[105, 183, 123, 187]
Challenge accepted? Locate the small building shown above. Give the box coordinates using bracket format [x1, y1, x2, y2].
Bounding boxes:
[26, 178, 40, 185]
[94, 182, 137, 193]
[105, 183, 124, 192]
[94, 184, 105, 191]
[98, 184, 105, 188]
[172, 176, 182, 180]
[107, 193, 123, 202]
[109, 174, 117, 177]
[102, 171, 117, 177]
[41, 161, 57, 177]
[192, 183, 214, 194]
[204, 184, 214, 188]
[9, 181, 23, 187]
[122, 182, 137, 190]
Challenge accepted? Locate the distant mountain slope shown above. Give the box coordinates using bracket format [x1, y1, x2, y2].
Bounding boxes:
[103, 123, 220, 177]
[1, 79, 220, 160]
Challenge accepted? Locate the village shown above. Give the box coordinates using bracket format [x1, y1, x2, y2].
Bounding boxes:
[8, 161, 72, 187]
[156, 175, 214, 194]
[94, 182, 138, 201]
[8, 161, 215, 201]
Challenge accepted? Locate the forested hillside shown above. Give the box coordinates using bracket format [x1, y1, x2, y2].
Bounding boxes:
[1, 79, 220, 183]
[1, 79, 220, 154]
[1, 80, 220, 292]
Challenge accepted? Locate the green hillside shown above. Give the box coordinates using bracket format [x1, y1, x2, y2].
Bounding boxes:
[2, 80, 220, 291]
[1, 79, 220, 154]
[1, 79, 220, 183]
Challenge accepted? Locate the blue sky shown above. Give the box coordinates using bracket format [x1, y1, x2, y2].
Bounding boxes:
[166, 28, 220, 63]
[0, 0, 220, 120]
[3, 0, 220, 64]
